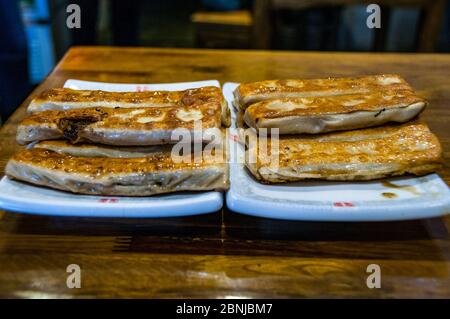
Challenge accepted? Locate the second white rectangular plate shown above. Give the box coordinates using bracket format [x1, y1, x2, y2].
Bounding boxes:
[223, 82, 450, 221]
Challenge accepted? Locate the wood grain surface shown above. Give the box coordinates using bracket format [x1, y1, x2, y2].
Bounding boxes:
[0, 47, 449, 298]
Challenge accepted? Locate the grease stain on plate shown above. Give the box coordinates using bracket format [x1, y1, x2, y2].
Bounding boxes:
[381, 192, 398, 199]
[382, 181, 421, 196]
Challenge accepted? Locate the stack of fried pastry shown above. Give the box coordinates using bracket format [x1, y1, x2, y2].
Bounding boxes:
[233, 74, 443, 183]
[6, 87, 230, 195]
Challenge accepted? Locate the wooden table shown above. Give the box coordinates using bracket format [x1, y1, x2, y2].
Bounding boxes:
[0, 47, 449, 298]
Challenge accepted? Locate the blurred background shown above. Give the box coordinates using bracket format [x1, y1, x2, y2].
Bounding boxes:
[1, 0, 449, 123]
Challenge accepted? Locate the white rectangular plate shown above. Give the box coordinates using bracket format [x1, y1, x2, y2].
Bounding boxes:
[223, 82, 450, 221]
[0, 79, 224, 218]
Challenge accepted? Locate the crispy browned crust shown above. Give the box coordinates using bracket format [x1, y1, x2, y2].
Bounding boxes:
[30, 87, 221, 106]
[28, 87, 231, 127]
[245, 90, 424, 118]
[34, 138, 227, 159]
[234, 74, 413, 109]
[17, 105, 222, 145]
[245, 123, 443, 182]
[34, 140, 178, 158]
[6, 147, 229, 196]
[243, 90, 426, 134]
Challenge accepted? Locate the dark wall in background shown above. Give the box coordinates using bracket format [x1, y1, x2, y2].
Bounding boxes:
[0, 0, 30, 123]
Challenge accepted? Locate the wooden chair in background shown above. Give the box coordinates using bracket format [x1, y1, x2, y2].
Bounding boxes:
[191, 0, 446, 52]
[191, 10, 253, 48]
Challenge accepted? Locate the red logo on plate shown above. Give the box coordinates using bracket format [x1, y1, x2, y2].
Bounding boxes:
[98, 198, 119, 203]
[333, 202, 355, 207]
[135, 85, 149, 92]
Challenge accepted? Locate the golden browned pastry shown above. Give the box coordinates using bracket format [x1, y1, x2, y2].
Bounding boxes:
[34, 140, 177, 158]
[6, 144, 229, 196]
[234, 74, 413, 110]
[245, 122, 442, 182]
[28, 87, 231, 127]
[243, 90, 426, 134]
[34, 139, 228, 160]
[17, 104, 223, 146]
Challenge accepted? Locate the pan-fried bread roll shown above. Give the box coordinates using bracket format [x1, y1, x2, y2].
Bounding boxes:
[243, 90, 426, 134]
[34, 138, 228, 160]
[28, 87, 231, 127]
[234, 74, 413, 110]
[6, 146, 229, 196]
[245, 123, 442, 182]
[34, 140, 178, 158]
[17, 104, 223, 146]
